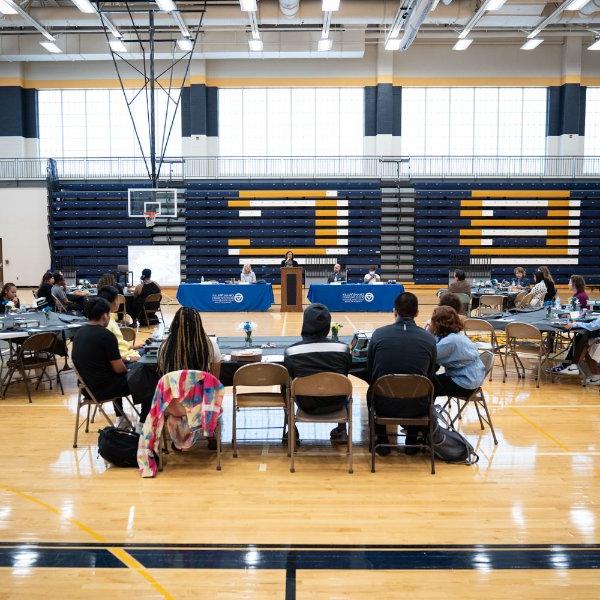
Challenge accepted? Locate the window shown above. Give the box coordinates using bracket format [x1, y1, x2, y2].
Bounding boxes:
[218, 87, 364, 156]
[585, 88, 600, 156]
[38, 88, 181, 158]
[401, 87, 547, 156]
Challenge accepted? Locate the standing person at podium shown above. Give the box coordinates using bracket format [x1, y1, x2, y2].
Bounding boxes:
[327, 263, 346, 283]
[240, 264, 257, 284]
[281, 251, 299, 268]
[364, 266, 381, 284]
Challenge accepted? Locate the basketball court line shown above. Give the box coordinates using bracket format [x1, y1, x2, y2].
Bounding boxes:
[509, 407, 571, 452]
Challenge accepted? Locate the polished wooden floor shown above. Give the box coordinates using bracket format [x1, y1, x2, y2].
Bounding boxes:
[1, 288, 599, 599]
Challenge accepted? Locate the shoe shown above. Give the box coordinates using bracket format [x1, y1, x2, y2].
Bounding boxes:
[584, 376, 600, 386]
[330, 426, 348, 445]
[375, 436, 391, 456]
[207, 437, 217, 450]
[551, 364, 579, 375]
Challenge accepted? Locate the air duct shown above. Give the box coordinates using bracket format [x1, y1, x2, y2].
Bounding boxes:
[398, 0, 438, 51]
[279, 0, 300, 18]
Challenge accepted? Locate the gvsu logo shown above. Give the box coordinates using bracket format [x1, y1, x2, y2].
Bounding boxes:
[234, 293, 244, 303]
[364, 292, 375, 303]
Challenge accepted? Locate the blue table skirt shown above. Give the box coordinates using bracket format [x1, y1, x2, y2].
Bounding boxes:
[177, 283, 274, 312]
[307, 283, 405, 312]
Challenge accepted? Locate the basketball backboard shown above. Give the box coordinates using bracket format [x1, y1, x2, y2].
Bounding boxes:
[128, 188, 178, 219]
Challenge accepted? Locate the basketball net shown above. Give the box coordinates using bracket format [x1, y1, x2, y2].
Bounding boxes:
[144, 211, 157, 228]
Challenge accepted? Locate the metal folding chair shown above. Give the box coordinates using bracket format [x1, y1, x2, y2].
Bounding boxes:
[504, 322, 548, 388]
[142, 293, 164, 327]
[464, 318, 506, 381]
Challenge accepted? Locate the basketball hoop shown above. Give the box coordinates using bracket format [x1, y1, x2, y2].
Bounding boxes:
[144, 210, 157, 228]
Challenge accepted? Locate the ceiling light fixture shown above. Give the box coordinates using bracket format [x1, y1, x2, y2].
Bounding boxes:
[40, 41, 62, 53]
[109, 39, 127, 53]
[239, 0, 257, 10]
[69, 0, 96, 14]
[155, 0, 176, 12]
[567, 0, 591, 10]
[318, 38, 333, 51]
[588, 38, 600, 50]
[248, 38, 263, 51]
[385, 38, 401, 51]
[0, 0, 18, 14]
[521, 38, 543, 50]
[177, 37, 194, 51]
[322, 0, 340, 10]
[453, 38, 473, 50]
[172, 10, 190, 37]
[485, 0, 506, 10]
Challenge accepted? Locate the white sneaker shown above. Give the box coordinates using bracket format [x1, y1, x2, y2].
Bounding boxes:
[552, 364, 579, 375]
[584, 376, 600, 386]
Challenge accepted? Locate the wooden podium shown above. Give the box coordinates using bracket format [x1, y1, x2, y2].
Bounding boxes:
[280, 267, 303, 312]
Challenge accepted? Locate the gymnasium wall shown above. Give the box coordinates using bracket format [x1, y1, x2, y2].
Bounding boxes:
[0, 187, 50, 286]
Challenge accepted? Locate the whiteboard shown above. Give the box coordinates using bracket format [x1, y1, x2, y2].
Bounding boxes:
[128, 245, 181, 287]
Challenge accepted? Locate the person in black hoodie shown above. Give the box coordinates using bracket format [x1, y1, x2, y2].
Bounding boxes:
[284, 303, 352, 445]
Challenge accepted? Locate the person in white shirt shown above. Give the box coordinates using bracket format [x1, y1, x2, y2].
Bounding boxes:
[240, 264, 257, 284]
[529, 270, 547, 308]
[364, 266, 381, 284]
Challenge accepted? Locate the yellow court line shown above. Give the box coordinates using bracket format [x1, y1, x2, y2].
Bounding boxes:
[509, 407, 570, 452]
[1, 484, 174, 600]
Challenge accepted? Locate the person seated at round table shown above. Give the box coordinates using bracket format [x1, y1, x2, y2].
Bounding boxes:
[327, 263, 346, 283]
[240, 263, 257, 284]
[538, 265, 556, 303]
[429, 306, 485, 399]
[448, 269, 471, 296]
[364, 266, 381, 284]
[1, 282, 20, 310]
[281, 251, 299, 268]
[36, 272, 55, 310]
[513, 267, 530, 289]
[529, 270, 548, 308]
[129, 268, 161, 325]
[52, 272, 86, 312]
[569, 274, 589, 309]
[424, 292, 466, 331]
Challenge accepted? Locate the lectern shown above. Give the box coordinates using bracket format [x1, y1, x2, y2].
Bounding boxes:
[280, 267, 303, 312]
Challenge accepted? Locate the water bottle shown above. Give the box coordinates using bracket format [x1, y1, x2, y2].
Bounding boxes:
[555, 297, 561, 310]
[575, 298, 580, 312]
[201, 275, 204, 283]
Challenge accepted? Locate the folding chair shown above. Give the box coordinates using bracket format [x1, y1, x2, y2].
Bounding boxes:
[504, 322, 548, 388]
[52, 293, 67, 314]
[116, 294, 126, 322]
[142, 293, 165, 327]
[368, 374, 435, 475]
[232, 363, 291, 458]
[120, 326, 136, 344]
[1, 332, 64, 403]
[513, 291, 527, 308]
[72, 364, 138, 448]
[441, 350, 498, 445]
[475, 294, 504, 316]
[463, 318, 506, 381]
[289, 372, 353, 474]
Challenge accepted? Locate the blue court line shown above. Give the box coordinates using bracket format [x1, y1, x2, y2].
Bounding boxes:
[0, 544, 598, 571]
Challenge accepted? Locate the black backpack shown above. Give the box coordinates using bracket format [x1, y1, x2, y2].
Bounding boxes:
[98, 427, 140, 468]
[429, 407, 479, 465]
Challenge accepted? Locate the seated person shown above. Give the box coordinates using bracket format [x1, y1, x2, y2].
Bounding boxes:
[284, 303, 352, 445]
[157, 306, 222, 449]
[448, 269, 471, 296]
[364, 266, 381, 284]
[281, 251, 299, 267]
[52, 272, 86, 312]
[97, 286, 143, 363]
[538, 266, 556, 303]
[1, 282, 20, 310]
[513, 267, 529, 289]
[529, 270, 548, 308]
[240, 263, 257, 284]
[429, 306, 485, 398]
[98, 273, 124, 294]
[36, 272, 56, 310]
[129, 268, 161, 325]
[72, 297, 151, 431]
[367, 292, 437, 455]
[569, 274, 589, 309]
[424, 292, 466, 331]
[551, 316, 600, 384]
[327, 263, 346, 283]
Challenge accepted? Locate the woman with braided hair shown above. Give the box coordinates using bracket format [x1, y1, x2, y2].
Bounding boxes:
[157, 307, 221, 379]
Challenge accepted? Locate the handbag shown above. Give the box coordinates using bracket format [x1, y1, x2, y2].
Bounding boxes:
[429, 406, 479, 465]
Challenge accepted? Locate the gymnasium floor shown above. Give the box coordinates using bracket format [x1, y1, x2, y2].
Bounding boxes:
[1, 288, 599, 599]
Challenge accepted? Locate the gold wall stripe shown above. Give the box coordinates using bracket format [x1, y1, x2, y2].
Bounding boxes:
[471, 248, 573, 256]
[460, 229, 483, 236]
[460, 210, 485, 217]
[315, 219, 341, 227]
[547, 210, 573, 217]
[228, 239, 250, 246]
[228, 200, 250, 208]
[546, 239, 571, 246]
[315, 229, 339, 236]
[315, 239, 340, 246]
[471, 190, 570, 199]
[315, 209, 341, 217]
[460, 239, 482, 246]
[238, 248, 329, 256]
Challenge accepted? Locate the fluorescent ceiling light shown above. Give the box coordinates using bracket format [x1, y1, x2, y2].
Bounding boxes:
[322, 0, 340, 10]
[101, 14, 123, 38]
[155, 0, 176, 12]
[70, 0, 96, 14]
[453, 38, 473, 50]
[239, 0, 257, 10]
[385, 38, 401, 51]
[567, 0, 591, 10]
[40, 41, 62, 53]
[318, 38, 333, 51]
[109, 39, 127, 52]
[0, 0, 18, 14]
[485, 0, 506, 10]
[589, 39, 600, 50]
[521, 38, 543, 50]
[177, 37, 194, 51]
[248, 38, 263, 51]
